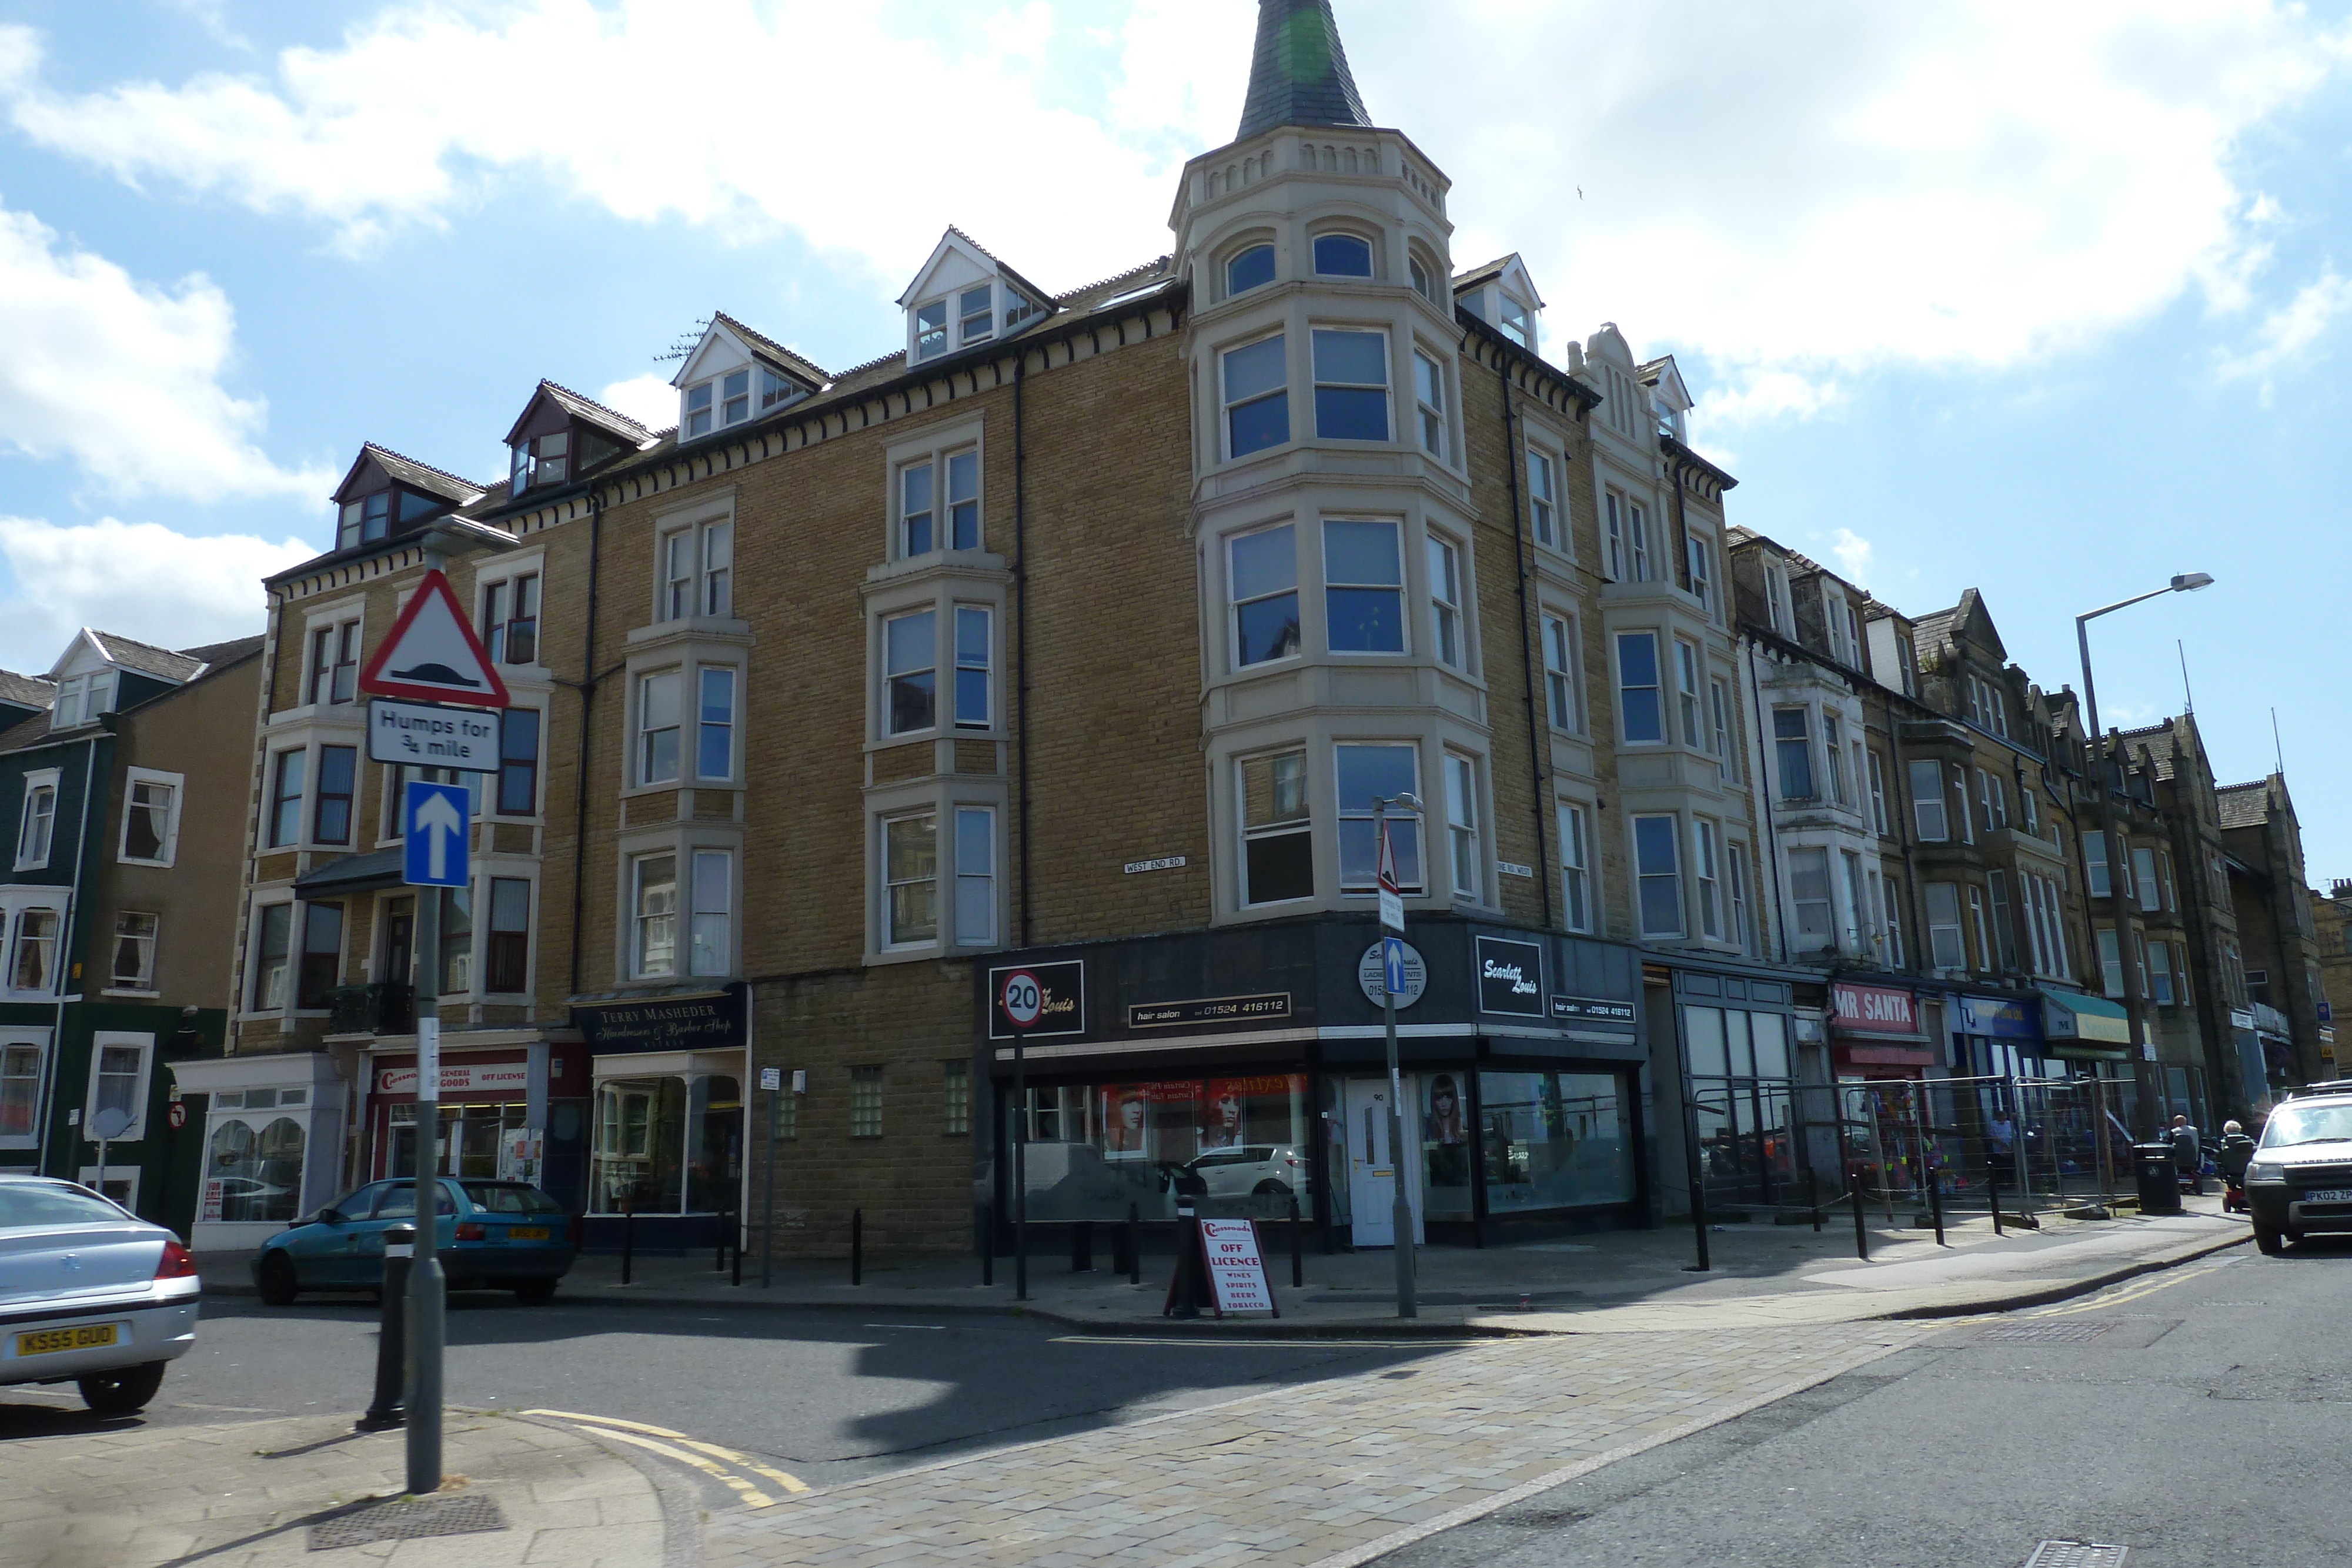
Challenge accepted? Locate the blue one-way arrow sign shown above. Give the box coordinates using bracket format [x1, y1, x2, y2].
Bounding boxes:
[403, 781, 471, 888]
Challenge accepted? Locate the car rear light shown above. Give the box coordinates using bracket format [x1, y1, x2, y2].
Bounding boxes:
[156, 1239, 198, 1279]
[567, 1215, 585, 1250]
[455, 1222, 488, 1241]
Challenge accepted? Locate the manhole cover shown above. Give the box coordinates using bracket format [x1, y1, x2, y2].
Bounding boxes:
[2022, 1543, 2127, 1567]
[1985, 1322, 2113, 1343]
[308, 1493, 506, 1550]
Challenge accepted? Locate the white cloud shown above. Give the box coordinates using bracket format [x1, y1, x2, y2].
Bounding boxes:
[2214, 264, 2352, 396]
[0, 516, 315, 669]
[1829, 529, 1875, 585]
[0, 196, 327, 502]
[597, 373, 679, 436]
[2, 1, 2345, 423]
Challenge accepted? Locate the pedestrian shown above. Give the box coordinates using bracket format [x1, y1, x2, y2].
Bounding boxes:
[2216, 1119, 2256, 1211]
[2169, 1113, 2203, 1196]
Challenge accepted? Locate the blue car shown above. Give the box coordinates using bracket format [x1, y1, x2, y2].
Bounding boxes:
[252, 1178, 577, 1306]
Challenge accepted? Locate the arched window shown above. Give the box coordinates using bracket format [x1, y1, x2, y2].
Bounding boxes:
[1225, 243, 1276, 298]
[1312, 234, 1374, 278]
[209, 1115, 305, 1223]
[1409, 255, 1436, 302]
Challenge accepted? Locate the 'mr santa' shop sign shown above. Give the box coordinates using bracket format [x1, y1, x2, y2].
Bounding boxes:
[1831, 981, 1917, 1035]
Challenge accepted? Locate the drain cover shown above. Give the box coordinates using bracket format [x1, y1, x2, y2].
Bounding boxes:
[308, 1493, 507, 1550]
[1985, 1322, 2113, 1343]
[2023, 1542, 2127, 1567]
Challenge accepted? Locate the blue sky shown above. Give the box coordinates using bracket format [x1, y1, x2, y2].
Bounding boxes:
[0, 1, 2346, 878]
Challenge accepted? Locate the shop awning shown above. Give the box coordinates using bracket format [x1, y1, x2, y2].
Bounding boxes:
[293, 848, 406, 897]
[2040, 988, 2130, 1045]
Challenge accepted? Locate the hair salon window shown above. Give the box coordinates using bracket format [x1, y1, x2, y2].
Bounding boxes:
[1006, 1073, 1312, 1223]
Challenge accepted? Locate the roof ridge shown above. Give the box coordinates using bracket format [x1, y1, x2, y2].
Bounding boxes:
[1055, 256, 1172, 304]
[708, 312, 830, 383]
[362, 441, 487, 495]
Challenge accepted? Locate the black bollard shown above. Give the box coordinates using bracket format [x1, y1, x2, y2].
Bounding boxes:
[1851, 1168, 1870, 1262]
[716, 1210, 730, 1272]
[620, 1203, 635, 1286]
[981, 1200, 994, 1287]
[358, 1223, 413, 1432]
[851, 1208, 863, 1285]
[1166, 1195, 1205, 1319]
[1808, 1166, 1823, 1233]
[1127, 1203, 1141, 1286]
[731, 1213, 743, 1287]
[1288, 1195, 1304, 1289]
[1989, 1162, 2004, 1237]
[1929, 1159, 1946, 1247]
[1071, 1219, 1094, 1273]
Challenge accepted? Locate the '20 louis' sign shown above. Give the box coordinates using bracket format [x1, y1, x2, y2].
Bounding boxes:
[988, 960, 1086, 1040]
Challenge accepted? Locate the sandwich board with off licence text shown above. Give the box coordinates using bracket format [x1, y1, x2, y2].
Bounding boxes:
[1165, 1218, 1279, 1317]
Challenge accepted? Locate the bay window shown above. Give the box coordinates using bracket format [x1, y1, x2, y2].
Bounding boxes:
[487, 878, 531, 994]
[1822, 715, 1846, 804]
[633, 854, 678, 977]
[267, 752, 303, 848]
[1967, 885, 1991, 972]
[1926, 882, 1966, 970]
[2097, 928, 2125, 998]
[637, 671, 681, 784]
[1230, 525, 1301, 668]
[954, 808, 995, 946]
[1542, 613, 1579, 731]
[1775, 709, 1813, 800]
[497, 708, 541, 815]
[1616, 632, 1663, 744]
[313, 745, 356, 845]
[11, 908, 58, 994]
[1444, 753, 1479, 901]
[1324, 520, 1404, 653]
[250, 903, 292, 1010]
[2150, 938, 2176, 1005]
[1789, 847, 1832, 951]
[1909, 758, 1947, 841]
[697, 668, 736, 780]
[1337, 744, 1422, 892]
[884, 813, 938, 947]
[1414, 350, 1446, 457]
[1311, 329, 1389, 442]
[1633, 814, 1683, 938]
[690, 850, 732, 976]
[2085, 830, 2112, 897]
[1240, 750, 1312, 906]
[1312, 233, 1374, 276]
[1694, 820, 1722, 940]
[884, 610, 936, 734]
[1222, 334, 1289, 457]
[954, 607, 992, 728]
[1226, 243, 1275, 297]
[1675, 640, 1702, 747]
[298, 902, 344, 1009]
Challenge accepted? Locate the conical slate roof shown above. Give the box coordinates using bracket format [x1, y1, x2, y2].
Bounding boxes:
[1235, 0, 1371, 141]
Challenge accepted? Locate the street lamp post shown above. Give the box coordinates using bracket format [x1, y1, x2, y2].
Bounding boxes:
[2077, 572, 2213, 1140]
[1373, 793, 1422, 1319]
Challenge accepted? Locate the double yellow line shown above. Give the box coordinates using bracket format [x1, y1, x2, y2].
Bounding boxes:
[524, 1408, 808, 1508]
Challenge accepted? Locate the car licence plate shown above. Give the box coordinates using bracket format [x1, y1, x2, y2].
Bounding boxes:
[2301, 1189, 2352, 1203]
[506, 1226, 550, 1241]
[16, 1323, 118, 1357]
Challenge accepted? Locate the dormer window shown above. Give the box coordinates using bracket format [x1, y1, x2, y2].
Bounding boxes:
[52, 671, 116, 729]
[1227, 244, 1275, 297]
[339, 492, 390, 549]
[958, 286, 994, 345]
[511, 430, 568, 492]
[1313, 233, 1373, 278]
[1498, 295, 1533, 348]
[914, 284, 1016, 363]
[914, 300, 948, 360]
[684, 366, 799, 438]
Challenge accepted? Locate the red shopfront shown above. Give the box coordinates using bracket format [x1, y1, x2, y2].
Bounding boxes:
[366, 1041, 590, 1202]
[1830, 981, 1936, 1081]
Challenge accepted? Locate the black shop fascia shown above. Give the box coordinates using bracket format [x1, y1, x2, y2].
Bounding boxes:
[973, 915, 1650, 1248]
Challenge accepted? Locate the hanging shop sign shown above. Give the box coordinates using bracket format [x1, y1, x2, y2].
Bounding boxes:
[1475, 935, 1545, 1018]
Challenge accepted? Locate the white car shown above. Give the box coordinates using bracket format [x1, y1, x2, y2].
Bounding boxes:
[1184, 1145, 1307, 1199]
[0, 1174, 201, 1413]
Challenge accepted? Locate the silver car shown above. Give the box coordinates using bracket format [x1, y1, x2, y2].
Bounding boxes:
[0, 1174, 201, 1413]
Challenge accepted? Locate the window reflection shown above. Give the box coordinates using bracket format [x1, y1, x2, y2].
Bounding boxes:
[1009, 1074, 1311, 1222]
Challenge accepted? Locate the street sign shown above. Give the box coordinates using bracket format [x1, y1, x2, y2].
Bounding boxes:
[759, 1066, 782, 1092]
[358, 569, 512, 708]
[402, 781, 471, 888]
[1377, 820, 1404, 932]
[1356, 941, 1426, 1008]
[368, 698, 499, 771]
[1384, 935, 1409, 997]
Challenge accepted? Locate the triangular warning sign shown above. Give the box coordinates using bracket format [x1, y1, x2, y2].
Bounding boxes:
[357, 569, 512, 708]
[1377, 820, 1401, 895]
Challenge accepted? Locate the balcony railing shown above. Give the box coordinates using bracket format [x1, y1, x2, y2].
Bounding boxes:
[326, 982, 415, 1036]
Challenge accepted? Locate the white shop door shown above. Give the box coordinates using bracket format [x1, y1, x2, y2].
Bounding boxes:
[1345, 1076, 1424, 1248]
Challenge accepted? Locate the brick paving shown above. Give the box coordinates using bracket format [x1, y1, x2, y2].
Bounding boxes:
[699, 1322, 1933, 1568]
[0, 1407, 667, 1568]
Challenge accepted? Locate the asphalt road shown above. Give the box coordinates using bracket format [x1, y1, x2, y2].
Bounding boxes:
[1382, 1232, 2342, 1568]
[0, 1288, 1449, 1490]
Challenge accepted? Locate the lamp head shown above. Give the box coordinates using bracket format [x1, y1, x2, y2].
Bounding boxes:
[2170, 572, 2214, 593]
[1380, 793, 1424, 814]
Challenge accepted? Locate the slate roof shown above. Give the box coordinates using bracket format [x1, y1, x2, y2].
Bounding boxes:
[1235, 0, 1371, 142]
[360, 443, 486, 504]
[2217, 781, 2273, 830]
[89, 631, 204, 683]
[0, 669, 56, 710]
[1451, 256, 1511, 291]
[178, 634, 268, 673]
[2117, 721, 2179, 781]
[536, 380, 657, 447]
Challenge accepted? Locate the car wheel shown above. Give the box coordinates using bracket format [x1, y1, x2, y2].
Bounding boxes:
[1251, 1179, 1293, 1199]
[256, 1251, 300, 1306]
[2254, 1223, 2286, 1256]
[78, 1361, 167, 1415]
[512, 1278, 557, 1307]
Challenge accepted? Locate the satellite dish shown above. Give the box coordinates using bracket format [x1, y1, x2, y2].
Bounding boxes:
[88, 1106, 135, 1141]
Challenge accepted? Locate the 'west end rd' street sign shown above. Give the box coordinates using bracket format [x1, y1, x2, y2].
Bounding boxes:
[403, 781, 471, 888]
[358, 568, 512, 708]
[368, 699, 498, 771]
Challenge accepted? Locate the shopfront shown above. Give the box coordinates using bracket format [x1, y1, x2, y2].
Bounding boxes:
[173, 1051, 350, 1253]
[980, 920, 1647, 1248]
[1955, 994, 2050, 1080]
[572, 985, 747, 1251]
[361, 1038, 588, 1202]
[1651, 967, 1800, 1213]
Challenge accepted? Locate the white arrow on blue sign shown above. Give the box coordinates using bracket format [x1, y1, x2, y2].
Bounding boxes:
[403, 781, 471, 888]
[1384, 936, 1408, 997]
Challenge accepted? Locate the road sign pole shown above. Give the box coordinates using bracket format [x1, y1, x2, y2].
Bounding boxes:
[406, 870, 445, 1495]
[1376, 803, 1415, 1320]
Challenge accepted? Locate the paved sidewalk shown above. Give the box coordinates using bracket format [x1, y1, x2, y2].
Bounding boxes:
[0, 1406, 671, 1568]
[201, 1195, 2250, 1333]
[701, 1320, 1936, 1568]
